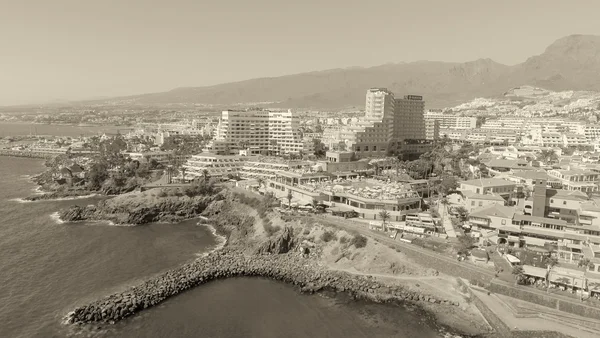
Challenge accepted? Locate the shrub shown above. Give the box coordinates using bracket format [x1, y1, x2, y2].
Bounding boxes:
[303, 229, 311, 235]
[320, 230, 336, 243]
[157, 190, 168, 198]
[350, 234, 367, 248]
[339, 236, 348, 244]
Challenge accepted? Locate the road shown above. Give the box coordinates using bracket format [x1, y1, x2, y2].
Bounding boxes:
[308, 214, 496, 278]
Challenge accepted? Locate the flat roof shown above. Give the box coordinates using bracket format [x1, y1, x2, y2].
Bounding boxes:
[460, 178, 516, 187]
[513, 214, 567, 226]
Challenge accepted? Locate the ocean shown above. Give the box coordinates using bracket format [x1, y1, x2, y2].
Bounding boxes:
[0, 122, 131, 137]
[0, 158, 446, 338]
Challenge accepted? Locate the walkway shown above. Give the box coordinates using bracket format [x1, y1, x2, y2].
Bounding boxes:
[436, 202, 457, 238]
[471, 288, 600, 338]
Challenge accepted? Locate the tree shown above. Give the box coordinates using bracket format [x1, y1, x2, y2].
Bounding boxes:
[87, 162, 109, 190]
[435, 175, 459, 196]
[378, 210, 391, 232]
[512, 265, 526, 286]
[313, 139, 326, 157]
[539, 149, 558, 165]
[456, 234, 476, 255]
[287, 189, 293, 208]
[311, 198, 319, 210]
[181, 167, 187, 183]
[454, 206, 469, 223]
[543, 252, 559, 293]
[578, 257, 595, 271]
[202, 169, 210, 183]
[256, 177, 265, 189]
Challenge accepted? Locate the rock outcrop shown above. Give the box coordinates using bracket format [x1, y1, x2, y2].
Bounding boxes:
[65, 248, 458, 325]
[256, 226, 295, 254]
[58, 193, 221, 225]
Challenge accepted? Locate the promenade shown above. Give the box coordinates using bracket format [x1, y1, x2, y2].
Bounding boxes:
[303, 213, 600, 325]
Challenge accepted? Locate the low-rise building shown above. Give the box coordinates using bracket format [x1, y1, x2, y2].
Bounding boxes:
[183, 154, 247, 179]
[459, 178, 516, 203]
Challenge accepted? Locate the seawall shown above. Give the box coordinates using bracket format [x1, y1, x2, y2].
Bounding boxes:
[66, 247, 458, 325]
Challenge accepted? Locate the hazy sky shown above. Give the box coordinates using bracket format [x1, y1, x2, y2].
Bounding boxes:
[2, 0, 600, 105]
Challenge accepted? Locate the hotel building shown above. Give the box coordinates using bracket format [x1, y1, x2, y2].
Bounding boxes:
[183, 154, 247, 179]
[350, 89, 426, 159]
[203, 109, 304, 155]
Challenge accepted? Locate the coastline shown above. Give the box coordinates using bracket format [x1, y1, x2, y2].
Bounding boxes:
[56, 189, 489, 337]
[64, 246, 461, 325]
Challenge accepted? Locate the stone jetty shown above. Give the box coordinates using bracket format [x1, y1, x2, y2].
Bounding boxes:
[66, 247, 459, 325]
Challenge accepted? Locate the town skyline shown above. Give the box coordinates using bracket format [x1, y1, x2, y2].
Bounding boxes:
[3, 0, 600, 105]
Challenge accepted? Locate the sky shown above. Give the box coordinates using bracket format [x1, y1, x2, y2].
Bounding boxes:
[2, 0, 600, 105]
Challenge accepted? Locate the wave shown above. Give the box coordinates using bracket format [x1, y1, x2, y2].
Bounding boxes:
[196, 219, 226, 258]
[31, 186, 45, 195]
[50, 212, 65, 224]
[11, 193, 100, 203]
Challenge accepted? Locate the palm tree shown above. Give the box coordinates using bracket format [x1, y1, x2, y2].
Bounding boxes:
[439, 197, 450, 234]
[202, 169, 210, 183]
[287, 189, 293, 209]
[181, 167, 187, 183]
[543, 252, 559, 293]
[378, 210, 391, 232]
[512, 265, 526, 286]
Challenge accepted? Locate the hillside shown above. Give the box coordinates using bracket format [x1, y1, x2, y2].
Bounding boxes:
[30, 34, 600, 109]
[449, 85, 600, 119]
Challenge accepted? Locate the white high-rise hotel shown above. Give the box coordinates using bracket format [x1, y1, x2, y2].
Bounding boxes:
[348, 88, 426, 158]
[204, 109, 304, 155]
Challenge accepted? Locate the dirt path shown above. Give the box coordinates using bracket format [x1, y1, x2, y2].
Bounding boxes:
[328, 267, 440, 281]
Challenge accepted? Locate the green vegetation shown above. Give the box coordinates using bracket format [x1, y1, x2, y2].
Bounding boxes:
[320, 230, 336, 243]
[350, 234, 367, 248]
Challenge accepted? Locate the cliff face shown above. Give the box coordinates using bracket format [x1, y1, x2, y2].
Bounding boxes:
[59, 190, 223, 225]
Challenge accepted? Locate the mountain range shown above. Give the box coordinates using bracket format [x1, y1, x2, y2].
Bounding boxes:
[22, 34, 600, 110]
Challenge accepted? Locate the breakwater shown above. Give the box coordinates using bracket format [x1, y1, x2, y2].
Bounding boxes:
[66, 247, 458, 325]
[0, 149, 56, 159]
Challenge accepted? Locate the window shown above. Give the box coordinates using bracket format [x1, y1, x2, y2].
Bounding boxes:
[550, 199, 554, 203]
[563, 201, 567, 205]
[471, 201, 475, 206]
[501, 219, 506, 225]
[479, 201, 483, 207]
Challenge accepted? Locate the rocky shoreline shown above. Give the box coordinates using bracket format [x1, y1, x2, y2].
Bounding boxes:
[24, 190, 99, 201]
[66, 247, 458, 325]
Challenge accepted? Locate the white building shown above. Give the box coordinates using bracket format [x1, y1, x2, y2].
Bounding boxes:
[183, 154, 247, 179]
[204, 110, 304, 155]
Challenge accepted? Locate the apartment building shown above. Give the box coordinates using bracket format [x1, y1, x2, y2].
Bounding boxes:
[541, 133, 563, 147]
[424, 112, 476, 129]
[480, 118, 526, 132]
[547, 169, 599, 192]
[564, 133, 589, 148]
[425, 119, 439, 140]
[204, 110, 304, 155]
[584, 125, 600, 142]
[438, 128, 466, 141]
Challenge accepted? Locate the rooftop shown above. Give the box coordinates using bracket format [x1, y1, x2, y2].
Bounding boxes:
[511, 170, 550, 180]
[546, 189, 589, 201]
[513, 214, 568, 226]
[460, 178, 516, 188]
[462, 190, 505, 201]
[470, 204, 516, 219]
[297, 178, 419, 202]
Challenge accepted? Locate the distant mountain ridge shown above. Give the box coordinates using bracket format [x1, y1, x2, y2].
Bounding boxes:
[23, 34, 600, 109]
